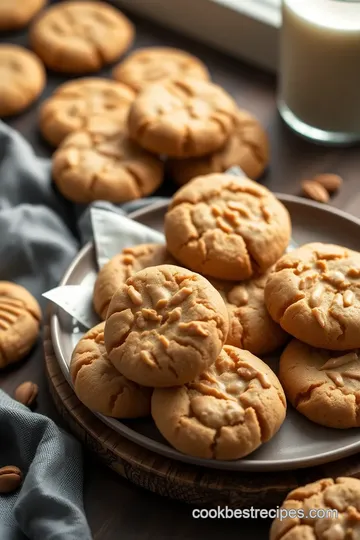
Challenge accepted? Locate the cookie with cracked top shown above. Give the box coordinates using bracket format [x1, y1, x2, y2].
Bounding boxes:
[164, 173, 291, 281]
[70, 322, 152, 418]
[30, 1, 134, 74]
[113, 47, 210, 92]
[212, 270, 289, 356]
[104, 264, 229, 387]
[280, 339, 360, 428]
[127, 78, 237, 158]
[168, 109, 269, 184]
[265, 243, 360, 350]
[40, 78, 135, 147]
[151, 345, 286, 460]
[52, 129, 164, 204]
[93, 244, 175, 320]
[270, 477, 360, 540]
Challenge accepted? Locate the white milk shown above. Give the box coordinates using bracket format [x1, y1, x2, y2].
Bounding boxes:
[278, 0, 360, 144]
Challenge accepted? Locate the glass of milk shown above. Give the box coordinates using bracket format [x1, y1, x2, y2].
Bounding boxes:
[278, 0, 360, 145]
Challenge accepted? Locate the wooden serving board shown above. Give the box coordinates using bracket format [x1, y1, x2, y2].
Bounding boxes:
[44, 321, 360, 508]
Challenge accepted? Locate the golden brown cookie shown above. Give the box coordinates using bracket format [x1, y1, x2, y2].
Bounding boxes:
[104, 264, 229, 387]
[128, 78, 237, 158]
[0, 45, 45, 117]
[165, 173, 291, 281]
[270, 477, 360, 540]
[152, 345, 286, 460]
[70, 322, 151, 418]
[279, 339, 360, 428]
[40, 78, 135, 147]
[265, 243, 360, 350]
[93, 244, 175, 320]
[30, 1, 134, 74]
[168, 109, 269, 185]
[113, 47, 210, 92]
[0, 282, 41, 369]
[52, 129, 164, 204]
[0, 0, 46, 31]
[212, 270, 288, 356]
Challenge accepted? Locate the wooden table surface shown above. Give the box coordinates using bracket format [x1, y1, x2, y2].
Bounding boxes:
[1, 4, 360, 539]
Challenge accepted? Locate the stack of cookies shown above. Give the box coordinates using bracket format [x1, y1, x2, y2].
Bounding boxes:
[70, 172, 294, 461]
[49, 51, 269, 204]
[265, 243, 360, 429]
[69, 172, 360, 461]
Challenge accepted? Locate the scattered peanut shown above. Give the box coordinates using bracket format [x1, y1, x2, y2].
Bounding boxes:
[0, 466, 22, 494]
[301, 180, 330, 203]
[14, 381, 38, 408]
[312, 173, 343, 193]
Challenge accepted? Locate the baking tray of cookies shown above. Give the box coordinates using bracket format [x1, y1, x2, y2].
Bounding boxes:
[50, 192, 360, 473]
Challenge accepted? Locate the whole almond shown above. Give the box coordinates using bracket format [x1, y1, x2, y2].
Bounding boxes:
[14, 381, 38, 408]
[301, 180, 329, 203]
[312, 174, 343, 193]
[0, 466, 22, 494]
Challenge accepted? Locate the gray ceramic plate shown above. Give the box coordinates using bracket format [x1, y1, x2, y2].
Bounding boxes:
[51, 196, 360, 472]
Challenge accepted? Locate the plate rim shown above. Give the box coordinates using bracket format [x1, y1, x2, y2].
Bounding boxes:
[50, 194, 360, 472]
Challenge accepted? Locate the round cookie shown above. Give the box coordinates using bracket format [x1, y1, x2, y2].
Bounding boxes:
[113, 47, 209, 92]
[40, 78, 135, 147]
[128, 78, 237, 158]
[30, 1, 134, 74]
[165, 173, 291, 281]
[93, 244, 175, 320]
[70, 322, 151, 418]
[151, 345, 286, 460]
[270, 477, 360, 540]
[0, 281, 41, 369]
[213, 270, 288, 356]
[168, 109, 269, 185]
[280, 339, 360, 429]
[0, 0, 46, 31]
[265, 243, 360, 350]
[104, 264, 229, 387]
[0, 45, 45, 117]
[52, 129, 164, 204]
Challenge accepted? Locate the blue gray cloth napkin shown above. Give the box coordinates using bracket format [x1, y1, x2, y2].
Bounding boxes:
[0, 120, 165, 539]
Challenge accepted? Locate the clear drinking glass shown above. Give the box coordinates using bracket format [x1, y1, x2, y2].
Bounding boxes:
[278, 0, 360, 145]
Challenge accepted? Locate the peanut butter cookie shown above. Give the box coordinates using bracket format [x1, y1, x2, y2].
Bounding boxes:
[165, 173, 291, 280]
[113, 47, 209, 92]
[265, 243, 360, 350]
[70, 322, 151, 418]
[213, 270, 288, 356]
[270, 477, 360, 540]
[168, 109, 269, 185]
[0, 282, 41, 369]
[152, 345, 286, 460]
[104, 265, 229, 387]
[128, 78, 237, 158]
[0, 0, 46, 31]
[30, 1, 134, 74]
[52, 129, 164, 204]
[40, 78, 135, 147]
[280, 339, 360, 428]
[93, 244, 175, 320]
[0, 45, 45, 117]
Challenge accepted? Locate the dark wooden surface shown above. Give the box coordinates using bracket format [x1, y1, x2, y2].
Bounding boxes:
[1, 2, 360, 539]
